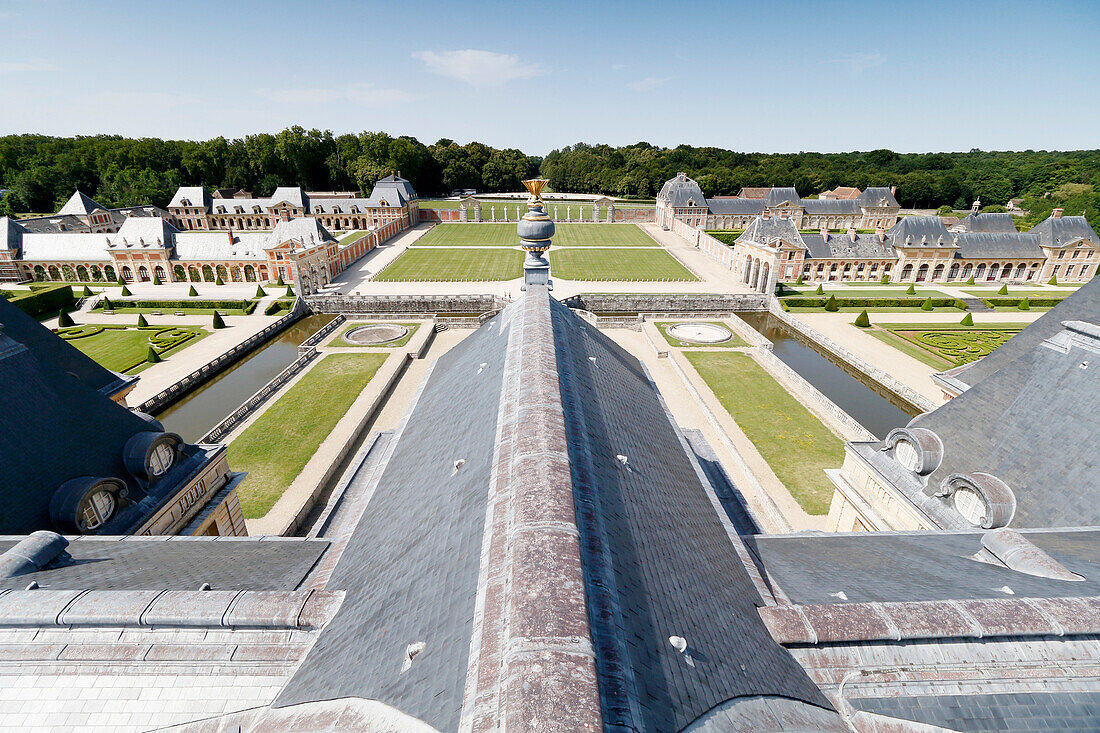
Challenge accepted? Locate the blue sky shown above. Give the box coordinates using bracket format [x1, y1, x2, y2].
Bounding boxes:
[1, 0, 1097, 154]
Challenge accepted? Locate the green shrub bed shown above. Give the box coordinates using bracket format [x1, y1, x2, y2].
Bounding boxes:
[782, 296, 964, 309]
[93, 298, 258, 314]
[2, 284, 76, 319]
[885, 326, 1022, 366]
[56, 324, 206, 372]
[981, 297, 1063, 308]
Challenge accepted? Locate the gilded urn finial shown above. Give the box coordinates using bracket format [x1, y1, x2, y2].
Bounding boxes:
[518, 179, 554, 289]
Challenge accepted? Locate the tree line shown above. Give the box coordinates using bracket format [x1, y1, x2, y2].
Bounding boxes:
[1, 129, 1098, 227]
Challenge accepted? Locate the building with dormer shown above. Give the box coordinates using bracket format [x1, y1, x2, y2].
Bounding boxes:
[11, 190, 169, 235]
[656, 172, 901, 230]
[167, 173, 419, 232]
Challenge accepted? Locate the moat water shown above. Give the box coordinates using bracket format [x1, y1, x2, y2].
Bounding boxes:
[737, 313, 916, 439]
[156, 314, 337, 441]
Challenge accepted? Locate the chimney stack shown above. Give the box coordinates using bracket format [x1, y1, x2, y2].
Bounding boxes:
[761, 210, 770, 220]
[847, 226, 857, 243]
[875, 224, 885, 243]
[820, 227, 829, 242]
[890, 185, 897, 196]
[1052, 207, 1064, 219]
[971, 198, 981, 213]
[280, 209, 291, 222]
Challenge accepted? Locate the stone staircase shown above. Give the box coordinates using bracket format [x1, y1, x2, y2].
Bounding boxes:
[959, 296, 993, 312]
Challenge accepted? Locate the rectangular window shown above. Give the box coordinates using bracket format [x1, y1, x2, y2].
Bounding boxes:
[1058, 250, 1065, 259]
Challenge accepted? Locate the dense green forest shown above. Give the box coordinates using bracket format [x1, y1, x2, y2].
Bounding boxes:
[2, 129, 1099, 228]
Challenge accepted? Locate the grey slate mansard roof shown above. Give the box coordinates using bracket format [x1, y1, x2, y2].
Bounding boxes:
[658, 173, 708, 208]
[857, 288, 1100, 529]
[0, 296, 220, 535]
[886, 215, 956, 247]
[704, 197, 765, 215]
[0, 537, 328, 591]
[276, 287, 839, 731]
[1029, 214, 1100, 248]
[801, 232, 896, 259]
[945, 273, 1100, 389]
[955, 211, 1019, 233]
[56, 190, 106, 216]
[858, 186, 900, 207]
[953, 231, 1043, 258]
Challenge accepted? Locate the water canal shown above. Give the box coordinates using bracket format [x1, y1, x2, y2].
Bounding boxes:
[738, 312, 917, 439]
[156, 314, 337, 441]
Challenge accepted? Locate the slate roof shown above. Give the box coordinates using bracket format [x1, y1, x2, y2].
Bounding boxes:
[859, 186, 900, 207]
[954, 231, 1043, 258]
[955, 211, 1019, 233]
[763, 187, 801, 207]
[737, 187, 771, 199]
[886, 216, 955, 247]
[737, 216, 804, 248]
[849, 691, 1100, 733]
[749, 529, 1100, 605]
[867, 314, 1100, 529]
[947, 274, 1100, 388]
[56, 190, 106, 216]
[170, 232, 269, 260]
[0, 537, 328, 591]
[168, 186, 213, 209]
[801, 232, 896, 259]
[274, 308, 509, 729]
[370, 173, 418, 205]
[801, 197, 861, 214]
[704, 197, 765, 215]
[549, 295, 834, 730]
[1030, 214, 1100, 248]
[0, 216, 26, 252]
[658, 173, 708, 208]
[0, 296, 222, 535]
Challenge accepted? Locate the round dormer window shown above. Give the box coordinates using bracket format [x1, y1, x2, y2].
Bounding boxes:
[148, 442, 175, 476]
[894, 439, 920, 472]
[79, 488, 117, 532]
[953, 485, 986, 526]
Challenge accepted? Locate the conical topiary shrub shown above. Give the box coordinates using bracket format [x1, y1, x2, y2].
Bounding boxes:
[921, 297, 934, 311]
[966, 276, 975, 284]
[960, 312, 974, 325]
[212, 311, 226, 329]
[824, 295, 839, 312]
[101, 296, 113, 310]
[255, 285, 267, 298]
[906, 284, 916, 295]
[285, 286, 295, 298]
[188, 285, 199, 297]
[136, 313, 148, 327]
[146, 345, 161, 364]
[153, 274, 161, 285]
[56, 309, 74, 327]
[997, 284, 1008, 295]
[120, 284, 131, 296]
[276, 275, 286, 287]
[215, 275, 224, 285]
[117, 274, 126, 286]
[81, 285, 93, 297]
[880, 275, 890, 284]
[1018, 297, 1030, 311]
[815, 284, 824, 295]
[1048, 275, 1058, 285]
[854, 310, 870, 328]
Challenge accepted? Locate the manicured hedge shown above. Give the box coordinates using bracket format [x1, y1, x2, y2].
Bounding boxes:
[981, 297, 1063, 308]
[93, 298, 258, 314]
[264, 299, 294, 316]
[2, 284, 76, 318]
[782, 296, 965, 309]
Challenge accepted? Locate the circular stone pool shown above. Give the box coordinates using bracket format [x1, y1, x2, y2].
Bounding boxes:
[667, 322, 732, 344]
[343, 324, 409, 345]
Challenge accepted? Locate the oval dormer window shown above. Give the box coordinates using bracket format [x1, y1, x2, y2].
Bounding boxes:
[953, 485, 985, 526]
[80, 488, 117, 532]
[895, 439, 920, 472]
[148, 442, 175, 476]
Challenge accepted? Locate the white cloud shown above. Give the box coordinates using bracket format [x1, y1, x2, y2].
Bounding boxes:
[412, 49, 544, 87]
[262, 83, 416, 107]
[828, 52, 886, 74]
[627, 76, 669, 92]
[0, 61, 56, 74]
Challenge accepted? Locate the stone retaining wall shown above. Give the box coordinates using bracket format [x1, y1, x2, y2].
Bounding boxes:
[561, 293, 769, 313]
[137, 298, 309, 415]
[767, 298, 937, 414]
[307, 293, 507, 314]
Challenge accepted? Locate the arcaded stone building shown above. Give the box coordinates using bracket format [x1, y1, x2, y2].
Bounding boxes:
[656, 172, 901, 230]
[660, 173, 1100, 287]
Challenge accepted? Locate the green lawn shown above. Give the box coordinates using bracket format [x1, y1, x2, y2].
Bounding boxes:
[785, 306, 965, 313]
[553, 223, 656, 247]
[872, 324, 1024, 367]
[230, 353, 388, 518]
[549, 248, 698, 281]
[655, 321, 747, 348]
[338, 230, 368, 245]
[781, 287, 948, 298]
[420, 199, 653, 218]
[374, 248, 524, 281]
[414, 223, 518, 246]
[337, 321, 421, 348]
[56, 324, 207, 373]
[685, 351, 841, 515]
[961, 288, 1069, 298]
